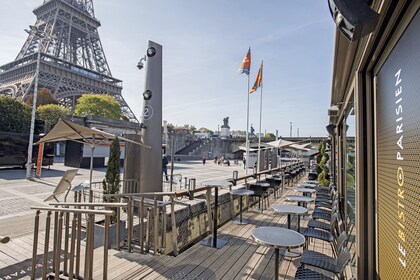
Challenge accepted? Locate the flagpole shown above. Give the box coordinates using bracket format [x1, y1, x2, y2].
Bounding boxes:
[257, 61, 263, 172]
[245, 73, 250, 175]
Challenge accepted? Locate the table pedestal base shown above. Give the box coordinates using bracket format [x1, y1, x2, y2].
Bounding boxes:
[233, 219, 249, 225]
[201, 237, 228, 248]
[279, 249, 301, 258]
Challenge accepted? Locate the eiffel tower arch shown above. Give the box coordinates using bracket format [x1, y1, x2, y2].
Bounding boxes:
[0, 0, 138, 122]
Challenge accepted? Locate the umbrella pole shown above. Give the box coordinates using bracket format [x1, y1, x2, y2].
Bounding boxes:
[89, 137, 95, 203]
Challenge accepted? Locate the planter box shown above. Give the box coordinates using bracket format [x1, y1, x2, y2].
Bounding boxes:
[94, 220, 126, 248]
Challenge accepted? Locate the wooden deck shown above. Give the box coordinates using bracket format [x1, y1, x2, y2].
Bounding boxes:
[0, 185, 335, 280]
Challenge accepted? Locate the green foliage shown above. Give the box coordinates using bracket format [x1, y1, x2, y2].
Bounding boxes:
[198, 127, 214, 134]
[318, 171, 329, 187]
[0, 96, 31, 133]
[317, 140, 330, 186]
[316, 153, 323, 165]
[74, 94, 121, 120]
[264, 132, 275, 138]
[25, 88, 58, 108]
[103, 137, 121, 223]
[183, 124, 197, 133]
[166, 123, 175, 133]
[37, 104, 70, 127]
[346, 173, 355, 188]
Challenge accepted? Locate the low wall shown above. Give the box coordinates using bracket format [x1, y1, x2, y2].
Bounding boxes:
[160, 183, 251, 255]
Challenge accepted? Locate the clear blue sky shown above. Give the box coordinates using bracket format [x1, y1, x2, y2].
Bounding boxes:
[0, 0, 335, 137]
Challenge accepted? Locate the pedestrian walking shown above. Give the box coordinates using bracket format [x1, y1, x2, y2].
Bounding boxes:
[162, 154, 169, 181]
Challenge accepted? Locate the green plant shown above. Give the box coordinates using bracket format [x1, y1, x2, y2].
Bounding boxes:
[0, 96, 31, 133]
[74, 94, 122, 120]
[103, 137, 121, 223]
[317, 139, 330, 187]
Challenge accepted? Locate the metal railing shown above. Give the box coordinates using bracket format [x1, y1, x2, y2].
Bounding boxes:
[30, 206, 117, 279]
[28, 162, 306, 278]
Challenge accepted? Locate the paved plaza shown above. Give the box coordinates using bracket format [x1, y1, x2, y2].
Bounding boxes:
[0, 158, 248, 239]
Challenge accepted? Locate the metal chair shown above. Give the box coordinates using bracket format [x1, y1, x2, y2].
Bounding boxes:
[299, 247, 350, 280]
[304, 213, 340, 256]
[248, 184, 270, 213]
[294, 267, 333, 279]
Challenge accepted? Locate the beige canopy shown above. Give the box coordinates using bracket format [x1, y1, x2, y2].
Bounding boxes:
[266, 139, 295, 148]
[36, 119, 149, 200]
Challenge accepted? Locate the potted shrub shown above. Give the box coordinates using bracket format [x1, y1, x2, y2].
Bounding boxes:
[317, 140, 330, 187]
[94, 137, 125, 248]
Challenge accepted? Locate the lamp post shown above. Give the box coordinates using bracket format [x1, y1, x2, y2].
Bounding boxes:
[25, 25, 51, 179]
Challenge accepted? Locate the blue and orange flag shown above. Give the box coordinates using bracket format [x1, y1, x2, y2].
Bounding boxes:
[250, 61, 263, 94]
[238, 48, 251, 75]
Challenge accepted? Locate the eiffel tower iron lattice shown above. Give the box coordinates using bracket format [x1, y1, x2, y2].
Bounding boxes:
[0, 0, 138, 122]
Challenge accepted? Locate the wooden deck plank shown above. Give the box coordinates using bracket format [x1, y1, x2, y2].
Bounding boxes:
[1, 175, 342, 280]
[219, 213, 287, 279]
[201, 209, 284, 280]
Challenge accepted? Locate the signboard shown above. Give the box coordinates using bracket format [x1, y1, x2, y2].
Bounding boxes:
[376, 13, 420, 279]
[35, 142, 44, 178]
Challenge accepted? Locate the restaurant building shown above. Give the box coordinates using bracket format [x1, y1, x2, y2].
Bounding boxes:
[328, 0, 419, 279]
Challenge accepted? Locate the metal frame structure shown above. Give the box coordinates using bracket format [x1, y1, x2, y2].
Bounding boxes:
[0, 0, 137, 122]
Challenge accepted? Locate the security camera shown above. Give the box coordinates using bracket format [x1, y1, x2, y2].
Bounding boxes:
[143, 90, 152, 100]
[137, 60, 144, 70]
[147, 47, 156, 57]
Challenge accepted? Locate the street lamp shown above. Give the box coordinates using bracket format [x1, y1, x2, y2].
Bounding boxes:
[24, 25, 53, 179]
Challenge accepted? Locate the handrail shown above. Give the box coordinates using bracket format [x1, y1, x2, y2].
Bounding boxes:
[30, 206, 115, 279]
[49, 202, 127, 207]
[30, 206, 114, 215]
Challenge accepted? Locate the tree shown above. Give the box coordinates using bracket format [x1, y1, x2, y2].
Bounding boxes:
[74, 94, 121, 120]
[264, 133, 275, 138]
[183, 124, 197, 133]
[0, 96, 31, 133]
[198, 127, 214, 134]
[37, 104, 70, 129]
[25, 88, 58, 108]
[103, 137, 121, 223]
[166, 123, 175, 133]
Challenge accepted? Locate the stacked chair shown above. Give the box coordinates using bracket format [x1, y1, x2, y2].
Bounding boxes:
[295, 184, 352, 279]
[248, 182, 270, 213]
[265, 172, 283, 198]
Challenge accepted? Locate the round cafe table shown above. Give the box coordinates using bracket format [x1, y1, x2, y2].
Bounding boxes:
[285, 195, 314, 207]
[230, 189, 254, 225]
[201, 181, 232, 248]
[252, 227, 305, 280]
[304, 180, 319, 185]
[293, 187, 316, 197]
[272, 204, 307, 232]
[296, 183, 318, 189]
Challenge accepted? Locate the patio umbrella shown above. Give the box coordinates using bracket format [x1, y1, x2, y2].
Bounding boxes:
[36, 119, 149, 201]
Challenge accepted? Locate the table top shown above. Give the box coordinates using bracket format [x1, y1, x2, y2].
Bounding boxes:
[202, 181, 233, 187]
[304, 180, 319, 184]
[267, 176, 282, 181]
[293, 188, 316, 193]
[285, 195, 315, 203]
[252, 227, 305, 248]
[272, 204, 308, 215]
[250, 181, 271, 187]
[230, 189, 254, 196]
[296, 183, 318, 188]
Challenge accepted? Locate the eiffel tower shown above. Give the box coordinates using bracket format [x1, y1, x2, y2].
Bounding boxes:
[0, 0, 138, 122]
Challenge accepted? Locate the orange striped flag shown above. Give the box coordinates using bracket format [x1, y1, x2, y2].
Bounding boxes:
[250, 61, 263, 94]
[238, 48, 251, 75]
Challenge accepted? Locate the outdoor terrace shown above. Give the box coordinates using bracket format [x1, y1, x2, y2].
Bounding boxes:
[0, 165, 353, 279]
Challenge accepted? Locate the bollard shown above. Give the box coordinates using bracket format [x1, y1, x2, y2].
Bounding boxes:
[232, 171, 238, 186]
[188, 178, 196, 200]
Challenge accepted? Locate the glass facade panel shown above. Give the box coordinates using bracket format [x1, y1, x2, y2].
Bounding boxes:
[343, 97, 356, 273]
